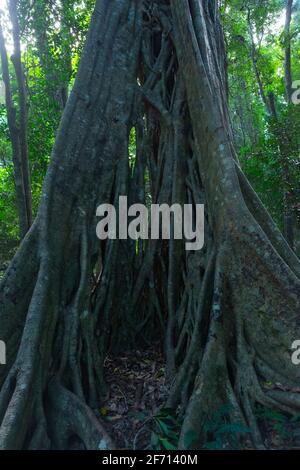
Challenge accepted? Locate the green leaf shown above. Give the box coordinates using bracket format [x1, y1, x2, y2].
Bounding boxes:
[151, 432, 159, 449]
[158, 437, 177, 451]
[215, 423, 251, 436]
[203, 439, 223, 450]
[184, 430, 198, 449]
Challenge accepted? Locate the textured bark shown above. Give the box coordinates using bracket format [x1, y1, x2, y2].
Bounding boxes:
[8, 0, 32, 230]
[0, 0, 142, 449]
[0, 0, 300, 450]
[284, 0, 294, 104]
[170, 0, 300, 448]
[282, 0, 295, 245]
[0, 21, 30, 238]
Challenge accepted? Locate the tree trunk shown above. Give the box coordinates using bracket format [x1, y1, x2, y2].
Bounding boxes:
[282, 0, 296, 246]
[0, 22, 30, 238]
[31, 0, 73, 111]
[8, 0, 32, 232]
[284, 0, 294, 104]
[246, 8, 272, 116]
[0, 0, 300, 450]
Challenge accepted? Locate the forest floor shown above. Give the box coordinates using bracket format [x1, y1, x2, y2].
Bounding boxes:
[100, 344, 169, 450]
[98, 346, 300, 450]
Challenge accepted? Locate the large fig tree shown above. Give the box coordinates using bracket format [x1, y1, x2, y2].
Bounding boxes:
[0, 0, 300, 450]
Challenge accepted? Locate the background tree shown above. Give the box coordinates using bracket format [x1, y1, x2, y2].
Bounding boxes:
[0, 1, 32, 239]
[222, 0, 300, 251]
[0, 0, 93, 271]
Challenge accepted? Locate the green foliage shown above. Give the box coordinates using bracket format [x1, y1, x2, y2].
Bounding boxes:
[255, 404, 300, 445]
[0, 163, 19, 269]
[183, 430, 199, 449]
[150, 408, 181, 450]
[223, 0, 300, 240]
[129, 127, 137, 174]
[203, 404, 250, 450]
[0, 0, 95, 266]
[138, 405, 251, 451]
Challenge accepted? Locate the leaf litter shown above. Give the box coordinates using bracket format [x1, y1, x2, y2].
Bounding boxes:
[99, 344, 169, 449]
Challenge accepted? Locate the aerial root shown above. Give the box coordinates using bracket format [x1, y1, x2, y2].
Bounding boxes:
[47, 378, 115, 450]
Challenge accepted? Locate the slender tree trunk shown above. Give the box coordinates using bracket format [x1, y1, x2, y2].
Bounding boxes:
[0, 23, 29, 238]
[8, 0, 32, 230]
[31, 0, 73, 111]
[247, 6, 296, 249]
[284, 0, 294, 104]
[247, 8, 272, 116]
[59, 0, 73, 108]
[282, 0, 295, 245]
